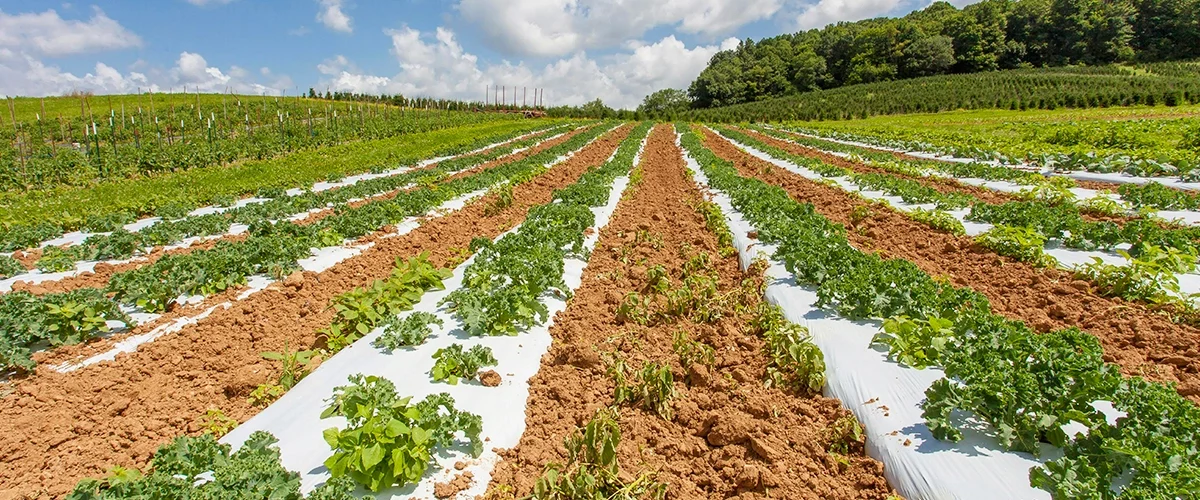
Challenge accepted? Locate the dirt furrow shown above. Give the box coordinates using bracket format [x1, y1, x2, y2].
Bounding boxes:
[700, 128, 1200, 404]
[484, 125, 894, 499]
[0, 125, 631, 500]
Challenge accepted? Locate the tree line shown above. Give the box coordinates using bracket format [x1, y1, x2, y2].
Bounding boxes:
[687, 0, 1200, 108]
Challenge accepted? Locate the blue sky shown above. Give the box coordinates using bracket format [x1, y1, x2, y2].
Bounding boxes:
[0, 0, 949, 108]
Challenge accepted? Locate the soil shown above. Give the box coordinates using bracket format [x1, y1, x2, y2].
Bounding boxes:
[738, 127, 1018, 206]
[434, 471, 474, 498]
[0, 125, 632, 499]
[483, 125, 894, 499]
[5, 128, 583, 298]
[700, 128, 1200, 404]
[479, 370, 501, 387]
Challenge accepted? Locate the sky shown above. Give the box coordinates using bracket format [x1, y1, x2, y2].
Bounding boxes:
[0, 0, 961, 109]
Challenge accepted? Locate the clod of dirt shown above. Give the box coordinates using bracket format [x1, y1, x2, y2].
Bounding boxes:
[433, 471, 474, 498]
[479, 370, 502, 387]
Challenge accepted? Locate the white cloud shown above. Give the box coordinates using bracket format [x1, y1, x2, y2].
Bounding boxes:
[456, 0, 780, 57]
[185, 0, 236, 6]
[791, 0, 903, 30]
[0, 6, 142, 57]
[320, 26, 737, 109]
[0, 50, 291, 97]
[316, 0, 352, 33]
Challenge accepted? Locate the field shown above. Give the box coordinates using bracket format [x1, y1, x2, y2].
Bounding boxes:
[1, 102, 1198, 500]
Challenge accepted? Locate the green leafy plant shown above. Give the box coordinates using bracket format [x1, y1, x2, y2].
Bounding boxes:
[197, 408, 238, 438]
[36, 246, 77, 273]
[826, 414, 865, 455]
[531, 407, 666, 500]
[871, 315, 955, 369]
[0, 255, 25, 279]
[672, 329, 715, 369]
[430, 343, 498, 385]
[43, 301, 112, 346]
[609, 359, 676, 420]
[1078, 193, 1127, 217]
[483, 183, 514, 216]
[974, 224, 1057, 267]
[262, 342, 317, 390]
[321, 253, 451, 352]
[321, 375, 482, 492]
[909, 208, 966, 235]
[850, 205, 873, 225]
[372, 312, 443, 350]
[755, 303, 826, 394]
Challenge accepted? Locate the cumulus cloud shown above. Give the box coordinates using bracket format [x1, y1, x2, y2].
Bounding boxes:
[0, 50, 291, 97]
[791, 0, 903, 30]
[456, 0, 779, 56]
[319, 26, 738, 109]
[0, 6, 142, 57]
[316, 0, 352, 33]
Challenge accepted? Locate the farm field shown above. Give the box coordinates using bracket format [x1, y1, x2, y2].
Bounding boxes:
[0, 112, 1195, 500]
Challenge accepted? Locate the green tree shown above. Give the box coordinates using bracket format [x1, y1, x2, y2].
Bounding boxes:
[637, 89, 690, 118]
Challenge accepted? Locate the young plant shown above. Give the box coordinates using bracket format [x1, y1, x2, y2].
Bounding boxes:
[871, 315, 955, 369]
[372, 312, 443, 350]
[43, 301, 112, 346]
[975, 224, 1057, 267]
[756, 303, 826, 395]
[197, 408, 238, 438]
[321, 375, 482, 492]
[36, 246, 77, 273]
[673, 329, 715, 369]
[531, 407, 666, 500]
[609, 359, 676, 420]
[826, 414, 865, 455]
[261, 342, 317, 390]
[909, 208, 966, 236]
[0, 255, 24, 279]
[430, 344, 498, 385]
[483, 183, 514, 217]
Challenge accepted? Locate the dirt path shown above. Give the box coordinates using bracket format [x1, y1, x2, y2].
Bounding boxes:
[0, 126, 631, 500]
[484, 125, 895, 499]
[699, 128, 1200, 405]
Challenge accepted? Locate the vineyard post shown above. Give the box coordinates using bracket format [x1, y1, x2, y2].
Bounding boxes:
[7, 98, 24, 178]
[308, 108, 313, 137]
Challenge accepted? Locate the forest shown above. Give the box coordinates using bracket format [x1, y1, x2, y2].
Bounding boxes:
[687, 0, 1200, 107]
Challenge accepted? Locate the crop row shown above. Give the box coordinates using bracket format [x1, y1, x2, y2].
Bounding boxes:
[792, 119, 1200, 181]
[719, 126, 1200, 318]
[0, 123, 614, 374]
[1, 124, 569, 276]
[679, 123, 1199, 499]
[0, 120, 553, 243]
[65, 124, 649, 497]
[721, 126, 1200, 260]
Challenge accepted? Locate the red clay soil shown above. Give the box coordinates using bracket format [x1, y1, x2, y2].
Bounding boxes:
[738, 127, 1019, 206]
[699, 128, 1200, 404]
[5, 128, 581, 297]
[484, 125, 894, 499]
[0, 126, 631, 500]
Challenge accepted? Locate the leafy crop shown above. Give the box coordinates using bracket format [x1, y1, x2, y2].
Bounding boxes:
[430, 343, 498, 385]
[372, 312, 443, 350]
[0, 254, 24, 279]
[321, 253, 451, 353]
[871, 315, 955, 369]
[321, 374, 481, 492]
[0, 289, 128, 372]
[609, 358, 676, 420]
[66, 431, 358, 499]
[672, 329, 714, 369]
[678, 123, 1200, 498]
[754, 303, 826, 394]
[531, 407, 666, 500]
[974, 224, 1058, 267]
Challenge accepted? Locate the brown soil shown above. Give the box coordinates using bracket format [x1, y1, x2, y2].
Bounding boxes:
[484, 125, 894, 499]
[479, 370, 501, 387]
[700, 128, 1200, 404]
[0, 126, 631, 499]
[5, 128, 581, 298]
[434, 471, 474, 498]
[738, 127, 1018, 206]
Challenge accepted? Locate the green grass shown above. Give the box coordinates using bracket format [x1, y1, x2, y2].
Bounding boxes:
[2, 93, 327, 124]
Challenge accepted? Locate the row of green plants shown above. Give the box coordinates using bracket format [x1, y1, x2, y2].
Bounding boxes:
[719, 126, 1200, 258]
[441, 122, 653, 337]
[6, 125, 567, 273]
[3, 95, 523, 192]
[725, 125, 1200, 319]
[0, 124, 611, 373]
[791, 121, 1200, 181]
[0, 120, 554, 244]
[681, 124, 1199, 499]
[68, 372, 484, 497]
